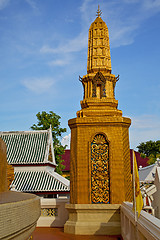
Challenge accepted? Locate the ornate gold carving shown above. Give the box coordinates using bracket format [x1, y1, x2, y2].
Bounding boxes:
[87, 14, 112, 73]
[92, 71, 106, 98]
[91, 134, 110, 203]
[41, 208, 58, 217]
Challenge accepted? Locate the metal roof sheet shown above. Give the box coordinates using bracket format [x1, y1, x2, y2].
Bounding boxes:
[11, 170, 70, 192]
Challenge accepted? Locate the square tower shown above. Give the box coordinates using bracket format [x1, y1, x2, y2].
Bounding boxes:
[65, 7, 132, 235]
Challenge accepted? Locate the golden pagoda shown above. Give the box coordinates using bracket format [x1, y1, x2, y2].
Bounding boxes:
[65, 6, 132, 235]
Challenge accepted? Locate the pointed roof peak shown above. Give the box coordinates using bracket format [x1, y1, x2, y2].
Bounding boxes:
[96, 5, 102, 17]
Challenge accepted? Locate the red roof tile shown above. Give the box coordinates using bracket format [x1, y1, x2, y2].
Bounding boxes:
[62, 149, 149, 173]
[130, 149, 149, 172]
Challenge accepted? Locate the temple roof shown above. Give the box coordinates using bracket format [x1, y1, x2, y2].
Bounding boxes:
[138, 162, 160, 182]
[11, 169, 70, 192]
[130, 150, 149, 172]
[0, 129, 56, 166]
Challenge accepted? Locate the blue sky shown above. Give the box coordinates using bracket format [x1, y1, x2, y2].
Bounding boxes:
[0, 0, 160, 150]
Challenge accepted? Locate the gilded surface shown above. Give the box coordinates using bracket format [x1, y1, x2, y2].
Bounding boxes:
[91, 134, 110, 203]
[87, 15, 111, 73]
[69, 10, 132, 205]
[41, 208, 58, 217]
[92, 71, 106, 98]
[7, 163, 14, 190]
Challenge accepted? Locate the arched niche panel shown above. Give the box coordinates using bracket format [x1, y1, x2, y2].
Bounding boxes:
[92, 71, 106, 98]
[91, 133, 110, 203]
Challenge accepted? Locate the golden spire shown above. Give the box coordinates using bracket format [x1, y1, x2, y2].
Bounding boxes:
[96, 5, 102, 17]
[87, 8, 112, 74]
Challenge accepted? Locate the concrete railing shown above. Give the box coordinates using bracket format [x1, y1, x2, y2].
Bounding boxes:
[37, 198, 69, 227]
[121, 202, 160, 240]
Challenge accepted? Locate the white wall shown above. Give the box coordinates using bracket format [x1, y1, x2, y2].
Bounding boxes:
[37, 198, 69, 227]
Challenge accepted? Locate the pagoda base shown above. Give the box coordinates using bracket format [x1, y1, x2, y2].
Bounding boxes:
[64, 203, 121, 235]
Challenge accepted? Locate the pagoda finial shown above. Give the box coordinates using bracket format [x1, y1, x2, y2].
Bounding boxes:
[96, 5, 102, 17]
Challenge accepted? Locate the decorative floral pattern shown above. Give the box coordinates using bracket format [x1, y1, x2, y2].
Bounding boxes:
[41, 208, 58, 217]
[91, 134, 110, 203]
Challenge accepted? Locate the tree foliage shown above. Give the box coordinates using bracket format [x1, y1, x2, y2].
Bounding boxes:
[147, 153, 160, 165]
[31, 111, 67, 174]
[137, 140, 160, 165]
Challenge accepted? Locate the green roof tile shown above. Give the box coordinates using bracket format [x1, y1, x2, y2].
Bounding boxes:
[0, 130, 55, 165]
[11, 170, 70, 192]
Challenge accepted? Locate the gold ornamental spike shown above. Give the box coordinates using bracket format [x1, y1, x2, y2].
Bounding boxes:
[96, 5, 102, 17]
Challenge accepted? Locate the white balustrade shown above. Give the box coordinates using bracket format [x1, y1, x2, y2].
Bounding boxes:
[121, 202, 160, 240]
[37, 198, 69, 227]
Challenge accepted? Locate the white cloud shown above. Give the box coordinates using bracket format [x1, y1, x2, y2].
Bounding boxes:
[123, 0, 139, 3]
[61, 133, 71, 149]
[143, 0, 160, 10]
[40, 32, 87, 68]
[39, 0, 160, 67]
[109, 25, 137, 47]
[132, 115, 160, 129]
[0, 0, 10, 10]
[25, 0, 39, 11]
[40, 32, 87, 55]
[49, 59, 69, 66]
[130, 115, 160, 150]
[79, 0, 160, 48]
[22, 77, 55, 94]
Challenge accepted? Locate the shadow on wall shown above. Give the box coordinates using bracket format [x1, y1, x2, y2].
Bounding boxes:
[37, 198, 69, 227]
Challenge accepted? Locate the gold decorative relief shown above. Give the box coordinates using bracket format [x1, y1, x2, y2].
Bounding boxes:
[87, 15, 112, 73]
[41, 208, 58, 217]
[91, 134, 110, 203]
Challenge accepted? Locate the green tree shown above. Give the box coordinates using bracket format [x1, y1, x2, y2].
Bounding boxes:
[137, 140, 160, 165]
[147, 153, 160, 165]
[140, 153, 147, 159]
[31, 111, 67, 174]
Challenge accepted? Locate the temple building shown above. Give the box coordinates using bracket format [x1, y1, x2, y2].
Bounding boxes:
[0, 128, 70, 198]
[0, 137, 40, 240]
[64, 7, 132, 235]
